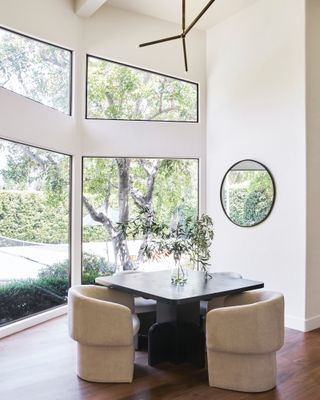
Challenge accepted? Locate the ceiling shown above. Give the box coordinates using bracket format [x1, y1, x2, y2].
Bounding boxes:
[106, 0, 258, 30]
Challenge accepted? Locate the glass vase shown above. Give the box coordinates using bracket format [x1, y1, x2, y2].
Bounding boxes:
[171, 260, 188, 285]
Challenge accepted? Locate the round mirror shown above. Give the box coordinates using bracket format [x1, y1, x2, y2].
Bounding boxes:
[220, 160, 275, 227]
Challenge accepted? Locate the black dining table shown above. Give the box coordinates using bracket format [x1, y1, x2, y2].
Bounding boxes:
[96, 270, 264, 368]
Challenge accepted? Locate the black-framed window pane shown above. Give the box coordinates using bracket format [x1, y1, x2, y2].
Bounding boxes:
[86, 56, 198, 122]
[0, 27, 72, 115]
[0, 138, 71, 327]
[82, 158, 199, 282]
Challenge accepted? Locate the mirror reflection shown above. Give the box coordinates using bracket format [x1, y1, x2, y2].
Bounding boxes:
[221, 160, 275, 227]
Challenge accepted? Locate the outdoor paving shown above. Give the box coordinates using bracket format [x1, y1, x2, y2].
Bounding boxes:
[0, 244, 69, 281]
[0, 241, 172, 282]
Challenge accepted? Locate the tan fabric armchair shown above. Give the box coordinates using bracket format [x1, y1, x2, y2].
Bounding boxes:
[206, 291, 284, 392]
[68, 285, 140, 383]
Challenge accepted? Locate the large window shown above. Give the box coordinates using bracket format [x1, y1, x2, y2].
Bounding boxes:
[82, 158, 198, 281]
[86, 56, 198, 122]
[0, 27, 72, 114]
[0, 138, 71, 327]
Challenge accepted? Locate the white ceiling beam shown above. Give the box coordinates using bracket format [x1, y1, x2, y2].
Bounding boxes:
[75, 0, 109, 18]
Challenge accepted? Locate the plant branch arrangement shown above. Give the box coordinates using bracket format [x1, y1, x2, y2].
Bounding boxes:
[119, 209, 214, 284]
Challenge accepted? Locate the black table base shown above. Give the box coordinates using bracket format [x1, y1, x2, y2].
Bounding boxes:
[148, 321, 205, 368]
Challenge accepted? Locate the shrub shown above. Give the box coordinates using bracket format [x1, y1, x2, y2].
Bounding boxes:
[0, 253, 115, 327]
[38, 252, 115, 292]
[0, 279, 66, 327]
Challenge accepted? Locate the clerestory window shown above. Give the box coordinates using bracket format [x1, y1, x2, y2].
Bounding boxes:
[0, 27, 72, 115]
[86, 55, 198, 122]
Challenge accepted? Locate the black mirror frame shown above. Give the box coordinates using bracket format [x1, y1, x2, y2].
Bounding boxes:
[220, 159, 276, 228]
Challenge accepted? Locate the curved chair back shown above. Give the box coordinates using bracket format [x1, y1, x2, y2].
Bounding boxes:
[68, 285, 135, 346]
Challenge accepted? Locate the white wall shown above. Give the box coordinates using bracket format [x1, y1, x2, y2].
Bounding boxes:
[306, 0, 320, 330]
[0, 0, 207, 334]
[206, 0, 308, 330]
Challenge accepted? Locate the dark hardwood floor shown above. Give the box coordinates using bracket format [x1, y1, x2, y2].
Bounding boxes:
[0, 316, 320, 400]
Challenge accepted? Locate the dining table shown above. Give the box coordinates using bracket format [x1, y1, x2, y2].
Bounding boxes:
[96, 270, 264, 368]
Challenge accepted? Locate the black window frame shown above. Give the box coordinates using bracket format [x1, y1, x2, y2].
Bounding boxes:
[0, 26, 73, 116]
[0, 135, 73, 326]
[85, 54, 199, 123]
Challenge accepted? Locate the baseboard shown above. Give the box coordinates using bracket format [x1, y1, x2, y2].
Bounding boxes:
[285, 314, 320, 332]
[304, 315, 320, 332]
[0, 305, 68, 339]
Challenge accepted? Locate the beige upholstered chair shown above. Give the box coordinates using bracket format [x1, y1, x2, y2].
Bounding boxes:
[206, 291, 284, 392]
[68, 285, 140, 383]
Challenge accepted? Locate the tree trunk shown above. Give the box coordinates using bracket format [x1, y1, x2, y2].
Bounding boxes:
[116, 158, 134, 270]
[130, 160, 162, 263]
[83, 159, 134, 271]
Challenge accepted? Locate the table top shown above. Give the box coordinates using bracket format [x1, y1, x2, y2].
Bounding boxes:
[95, 270, 264, 304]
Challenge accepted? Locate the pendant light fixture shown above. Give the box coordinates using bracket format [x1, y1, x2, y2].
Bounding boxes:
[139, 0, 216, 72]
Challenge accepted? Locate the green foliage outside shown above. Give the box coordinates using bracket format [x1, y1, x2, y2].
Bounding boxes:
[0, 141, 70, 205]
[243, 188, 272, 226]
[0, 27, 71, 114]
[225, 187, 273, 227]
[83, 158, 198, 230]
[37, 252, 114, 292]
[150, 160, 198, 226]
[222, 170, 274, 227]
[0, 253, 114, 327]
[82, 225, 106, 242]
[0, 279, 66, 327]
[87, 57, 197, 121]
[82, 157, 199, 270]
[0, 191, 69, 243]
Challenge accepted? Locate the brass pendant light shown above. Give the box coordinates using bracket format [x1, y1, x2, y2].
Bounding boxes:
[139, 0, 216, 72]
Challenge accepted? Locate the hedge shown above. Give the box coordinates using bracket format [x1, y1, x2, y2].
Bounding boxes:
[0, 191, 111, 244]
[0, 191, 69, 244]
[226, 188, 272, 226]
[82, 225, 106, 242]
[0, 279, 66, 326]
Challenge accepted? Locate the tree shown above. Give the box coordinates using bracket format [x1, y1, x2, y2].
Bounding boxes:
[87, 57, 197, 121]
[83, 158, 135, 270]
[0, 142, 69, 204]
[0, 28, 70, 113]
[82, 158, 198, 271]
[0, 139, 70, 243]
[129, 159, 161, 262]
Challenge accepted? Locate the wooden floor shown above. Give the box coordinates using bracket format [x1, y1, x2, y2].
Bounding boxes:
[1, 316, 320, 400]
